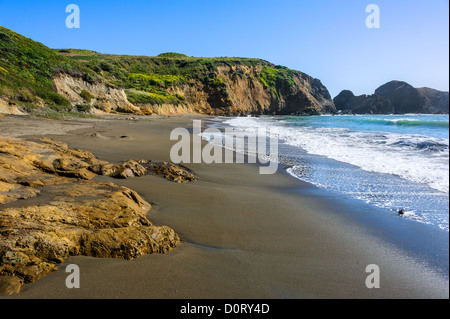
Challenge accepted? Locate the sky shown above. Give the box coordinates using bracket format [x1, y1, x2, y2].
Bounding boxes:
[0, 0, 448, 97]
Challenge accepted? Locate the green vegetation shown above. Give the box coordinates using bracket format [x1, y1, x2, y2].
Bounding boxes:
[80, 89, 93, 103]
[52, 49, 280, 106]
[207, 76, 225, 88]
[125, 90, 182, 105]
[1, 25, 301, 114]
[157, 52, 188, 58]
[56, 48, 99, 55]
[127, 73, 185, 89]
[259, 66, 298, 98]
[203, 76, 229, 100]
[0, 26, 97, 109]
[76, 104, 91, 112]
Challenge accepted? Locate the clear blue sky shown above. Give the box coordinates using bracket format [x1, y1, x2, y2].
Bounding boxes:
[0, 0, 448, 97]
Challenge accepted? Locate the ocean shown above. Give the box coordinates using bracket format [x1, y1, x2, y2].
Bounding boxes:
[204, 114, 449, 232]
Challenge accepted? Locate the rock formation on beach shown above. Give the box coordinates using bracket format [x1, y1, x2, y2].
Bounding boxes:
[0, 26, 335, 117]
[334, 81, 449, 114]
[0, 136, 189, 295]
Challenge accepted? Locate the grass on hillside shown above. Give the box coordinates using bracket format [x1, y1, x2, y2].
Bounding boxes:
[1, 24, 303, 113]
[0, 26, 98, 110]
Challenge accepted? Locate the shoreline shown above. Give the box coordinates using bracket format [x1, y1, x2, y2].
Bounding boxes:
[0, 113, 448, 299]
[203, 115, 449, 276]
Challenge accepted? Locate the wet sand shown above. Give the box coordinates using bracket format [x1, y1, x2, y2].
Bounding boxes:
[1, 114, 448, 299]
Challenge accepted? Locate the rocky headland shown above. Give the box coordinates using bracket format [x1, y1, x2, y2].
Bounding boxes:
[0, 26, 335, 117]
[334, 81, 449, 114]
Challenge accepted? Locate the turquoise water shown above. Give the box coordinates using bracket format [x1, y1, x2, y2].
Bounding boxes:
[285, 114, 449, 139]
[223, 114, 449, 232]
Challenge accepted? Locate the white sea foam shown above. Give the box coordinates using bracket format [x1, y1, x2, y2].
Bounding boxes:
[202, 115, 449, 231]
[225, 116, 449, 195]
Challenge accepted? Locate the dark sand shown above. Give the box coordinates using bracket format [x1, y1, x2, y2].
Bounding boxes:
[1, 114, 448, 299]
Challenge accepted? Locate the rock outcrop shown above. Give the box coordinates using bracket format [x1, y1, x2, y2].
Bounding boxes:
[334, 81, 449, 114]
[0, 136, 185, 295]
[416, 87, 450, 114]
[144, 161, 196, 183]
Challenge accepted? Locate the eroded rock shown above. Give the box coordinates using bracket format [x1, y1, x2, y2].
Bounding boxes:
[0, 276, 22, 296]
[0, 136, 181, 295]
[145, 162, 196, 183]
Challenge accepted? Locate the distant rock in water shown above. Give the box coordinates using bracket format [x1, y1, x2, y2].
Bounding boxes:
[417, 87, 450, 114]
[334, 81, 449, 114]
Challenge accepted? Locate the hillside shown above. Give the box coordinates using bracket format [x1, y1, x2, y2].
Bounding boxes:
[334, 81, 449, 114]
[0, 26, 335, 116]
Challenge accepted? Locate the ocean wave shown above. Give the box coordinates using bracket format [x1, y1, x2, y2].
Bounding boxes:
[390, 139, 449, 152]
[224, 116, 449, 195]
[207, 116, 449, 232]
[362, 118, 449, 128]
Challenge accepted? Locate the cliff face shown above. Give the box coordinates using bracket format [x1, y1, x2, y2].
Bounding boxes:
[53, 64, 335, 116]
[53, 74, 141, 114]
[334, 81, 449, 114]
[0, 26, 335, 116]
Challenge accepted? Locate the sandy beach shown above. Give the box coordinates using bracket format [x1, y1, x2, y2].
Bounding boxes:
[0, 113, 448, 299]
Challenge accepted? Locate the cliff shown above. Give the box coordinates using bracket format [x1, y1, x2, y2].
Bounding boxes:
[0, 26, 335, 116]
[334, 81, 449, 114]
